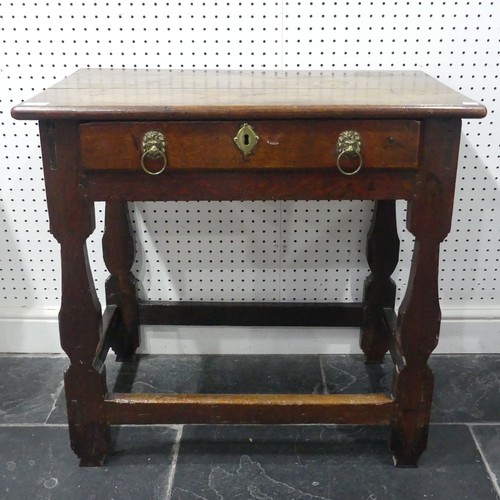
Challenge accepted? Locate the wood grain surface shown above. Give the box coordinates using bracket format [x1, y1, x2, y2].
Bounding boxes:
[80, 119, 420, 171]
[12, 69, 487, 120]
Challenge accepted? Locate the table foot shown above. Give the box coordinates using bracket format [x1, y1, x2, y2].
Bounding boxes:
[65, 366, 111, 467]
[76, 424, 111, 467]
[391, 424, 429, 468]
[390, 357, 435, 468]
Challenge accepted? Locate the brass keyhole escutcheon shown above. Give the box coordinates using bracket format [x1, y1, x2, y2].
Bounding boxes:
[234, 123, 259, 156]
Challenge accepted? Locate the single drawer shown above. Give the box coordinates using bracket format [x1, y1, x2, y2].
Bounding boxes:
[80, 120, 420, 174]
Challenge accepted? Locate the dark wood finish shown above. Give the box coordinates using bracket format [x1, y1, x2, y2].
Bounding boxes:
[39, 120, 110, 467]
[13, 70, 486, 467]
[361, 200, 400, 363]
[105, 393, 394, 425]
[93, 305, 119, 372]
[382, 307, 405, 372]
[139, 301, 363, 327]
[390, 118, 463, 467]
[102, 202, 140, 360]
[80, 120, 420, 171]
[85, 168, 417, 202]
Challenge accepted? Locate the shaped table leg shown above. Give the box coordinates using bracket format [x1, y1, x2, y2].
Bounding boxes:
[103, 201, 140, 361]
[390, 118, 462, 466]
[361, 200, 400, 363]
[41, 120, 110, 466]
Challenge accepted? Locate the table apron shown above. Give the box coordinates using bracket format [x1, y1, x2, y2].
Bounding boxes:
[82, 169, 417, 202]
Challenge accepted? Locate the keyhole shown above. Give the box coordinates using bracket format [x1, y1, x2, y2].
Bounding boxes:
[234, 124, 259, 156]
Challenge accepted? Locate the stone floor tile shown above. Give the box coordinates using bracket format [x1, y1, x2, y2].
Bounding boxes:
[0, 425, 178, 500]
[170, 424, 498, 499]
[0, 356, 67, 424]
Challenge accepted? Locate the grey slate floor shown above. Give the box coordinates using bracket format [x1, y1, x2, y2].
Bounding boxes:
[0, 353, 499, 499]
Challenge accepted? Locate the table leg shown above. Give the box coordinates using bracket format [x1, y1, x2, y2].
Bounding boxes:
[40, 121, 110, 466]
[361, 200, 400, 363]
[390, 236, 440, 466]
[390, 118, 462, 466]
[103, 201, 140, 361]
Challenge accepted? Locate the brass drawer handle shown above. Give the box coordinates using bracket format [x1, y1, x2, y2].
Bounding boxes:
[336, 130, 363, 176]
[141, 131, 167, 175]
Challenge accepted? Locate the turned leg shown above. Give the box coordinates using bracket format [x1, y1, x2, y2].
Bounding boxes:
[40, 120, 110, 466]
[361, 200, 400, 363]
[102, 201, 140, 361]
[390, 118, 462, 466]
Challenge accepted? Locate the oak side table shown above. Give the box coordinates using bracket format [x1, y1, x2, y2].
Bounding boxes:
[12, 69, 486, 467]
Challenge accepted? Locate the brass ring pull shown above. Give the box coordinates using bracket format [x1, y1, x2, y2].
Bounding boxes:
[141, 130, 167, 175]
[141, 150, 167, 176]
[335, 130, 363, 176]
[336, 150, 363, 176]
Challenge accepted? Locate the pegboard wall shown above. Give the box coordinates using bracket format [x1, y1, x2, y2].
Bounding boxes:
[0, 2, 498, 349]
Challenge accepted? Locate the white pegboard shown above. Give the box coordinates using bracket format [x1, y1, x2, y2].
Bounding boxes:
[0, 2, 498, 330]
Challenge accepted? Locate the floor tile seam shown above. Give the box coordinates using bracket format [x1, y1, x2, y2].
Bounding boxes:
[165, 424, 183, 500]
[44, 378, 65, 424]
[468, 425, 500, 498]
[467, 422, 500, 426]
[0, 423, 187, 428]
[318, 355, 329, 395]
[0, 354, 67, 358]
[0, 423, 68, 427]
[432, 422, 500, 426]
[1, 421, 499, 428]
[1, 353, 499, 358]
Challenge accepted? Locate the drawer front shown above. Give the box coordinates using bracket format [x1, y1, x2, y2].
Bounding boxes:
[80, 120, 420, 173]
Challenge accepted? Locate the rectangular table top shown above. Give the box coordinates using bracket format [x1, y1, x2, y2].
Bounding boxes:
[11, 68, 486, 121]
